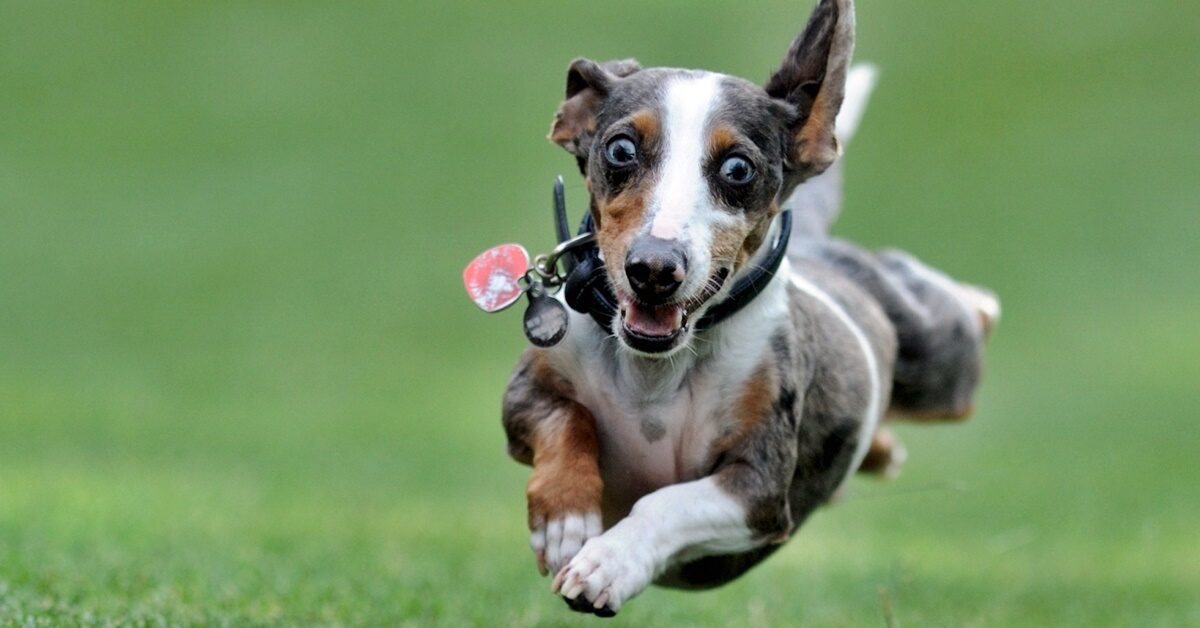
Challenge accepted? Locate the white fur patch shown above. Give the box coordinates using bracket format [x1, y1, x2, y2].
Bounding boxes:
[556, 477, 752, 611]
[533, 511, 602, 576]
[787, 264, 882, 487]
[649, 74, 723, 243]
[629, 476, 757, 557]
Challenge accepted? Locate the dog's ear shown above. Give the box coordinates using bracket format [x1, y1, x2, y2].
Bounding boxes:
[765, 0, 855, 183]
[549, 58, 641, 163]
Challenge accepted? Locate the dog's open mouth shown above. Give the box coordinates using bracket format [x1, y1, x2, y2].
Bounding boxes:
[622, 301, 687, 339]
[618, 268, 730, 354]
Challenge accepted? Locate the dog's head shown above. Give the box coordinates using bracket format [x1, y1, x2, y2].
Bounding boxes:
[549, 0, 855, 356]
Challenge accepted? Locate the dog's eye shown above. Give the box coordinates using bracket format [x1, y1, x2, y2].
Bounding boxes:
[719, 155, 755, 186]
[604, 136, 638, 167]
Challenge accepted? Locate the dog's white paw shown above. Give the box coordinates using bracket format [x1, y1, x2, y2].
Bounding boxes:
[551, 527, 657, 614]
[530, 511, 601, 576]
[960, 283, 1001, 336]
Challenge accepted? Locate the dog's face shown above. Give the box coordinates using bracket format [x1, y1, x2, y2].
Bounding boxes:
[550, 0, 854, 356]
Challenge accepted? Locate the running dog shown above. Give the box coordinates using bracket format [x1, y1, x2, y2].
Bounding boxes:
[501, 0, 999, 616]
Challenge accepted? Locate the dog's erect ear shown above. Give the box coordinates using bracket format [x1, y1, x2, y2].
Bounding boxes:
[549, 57, 641, 162]
[765, 0, 855, 184]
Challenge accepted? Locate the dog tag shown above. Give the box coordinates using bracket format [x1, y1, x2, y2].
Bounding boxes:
[523, 282, 569, 347]
[463, 244, 530, 312]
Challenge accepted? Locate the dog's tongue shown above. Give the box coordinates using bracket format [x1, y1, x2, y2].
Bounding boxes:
[624, 301, 684, 337]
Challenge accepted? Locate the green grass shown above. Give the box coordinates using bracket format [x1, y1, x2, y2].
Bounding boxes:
[2, 0, 1198, 624]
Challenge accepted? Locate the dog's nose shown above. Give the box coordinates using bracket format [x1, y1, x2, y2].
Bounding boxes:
[625, 238, 687, 303]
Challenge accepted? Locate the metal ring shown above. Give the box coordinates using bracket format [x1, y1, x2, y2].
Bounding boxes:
[532, 254, 560, 286]
[552, 232, 596, 258]
[518, 270, 536, 290]
[532, 232, 595, 287]
[543, 232, 595, 271]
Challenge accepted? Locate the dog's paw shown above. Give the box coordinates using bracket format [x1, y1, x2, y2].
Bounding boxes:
[562, 592, 617, 618]
[859, 427, 908, 480]
[530, 511, 602, 577]
[959, 283, 1001, 337]
[551, 529, 656, 615]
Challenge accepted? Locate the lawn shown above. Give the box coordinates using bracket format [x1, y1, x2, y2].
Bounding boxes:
[1, 0, 1198, 624]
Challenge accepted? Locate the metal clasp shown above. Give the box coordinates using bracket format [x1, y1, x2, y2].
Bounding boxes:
[530, 232, 595, 288]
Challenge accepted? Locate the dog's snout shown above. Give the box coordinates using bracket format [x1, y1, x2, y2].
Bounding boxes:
[625, 237, 687, 303]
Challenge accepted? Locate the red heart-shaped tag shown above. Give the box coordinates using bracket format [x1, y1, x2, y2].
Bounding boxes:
[463, 244, 530, 312]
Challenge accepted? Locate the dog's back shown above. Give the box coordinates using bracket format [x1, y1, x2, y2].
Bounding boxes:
[785, 65, 999, 420]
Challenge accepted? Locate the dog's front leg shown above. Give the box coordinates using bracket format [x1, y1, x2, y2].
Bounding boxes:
[502, 351, 603, 578]
[554, 462, 793, 614]
[524, 404, 603, 577]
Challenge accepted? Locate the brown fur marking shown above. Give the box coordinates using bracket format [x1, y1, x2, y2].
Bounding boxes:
[549, 90, 602, 154]
[738, 203, 781, 266]
[792, 110, 840, 178]
[630, 110, 659, 145]
[526, 403, 604, 528]
[709, 226, 744, 267]
[524, 352, 599, 525]
[529, 350, 573, 398]
[887, 404, 974, 422]
[716, 363, 777, 452]
[707, 126, 740, 157]
[706, 201, 779, 272]
[596, 189, 649, 285]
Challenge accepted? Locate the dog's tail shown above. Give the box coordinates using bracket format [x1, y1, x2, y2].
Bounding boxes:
[783, 63, 878, 240]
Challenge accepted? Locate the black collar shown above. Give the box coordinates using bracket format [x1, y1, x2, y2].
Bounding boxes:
[559, 207, 792, 335]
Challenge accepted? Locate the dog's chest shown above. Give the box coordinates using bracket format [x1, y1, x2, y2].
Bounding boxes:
[574, 368, 733, 522]
[548, 280, 790, 523]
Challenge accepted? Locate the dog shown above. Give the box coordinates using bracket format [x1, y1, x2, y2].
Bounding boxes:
[500, 0, 999, 616]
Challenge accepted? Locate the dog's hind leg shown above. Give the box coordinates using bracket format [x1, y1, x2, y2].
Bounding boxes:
[857, 425, 908, 478]
[875, 248, 999, 420]
[797, 239, 998, 420]
[879, 248, 1000, 339]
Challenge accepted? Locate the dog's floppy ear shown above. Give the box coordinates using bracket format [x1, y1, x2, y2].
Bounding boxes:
[765, 0, 855, 183]
[549, 57, 641, 163]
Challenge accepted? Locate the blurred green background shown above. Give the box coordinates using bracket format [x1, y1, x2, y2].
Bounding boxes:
[2, 0, 1197, 624]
